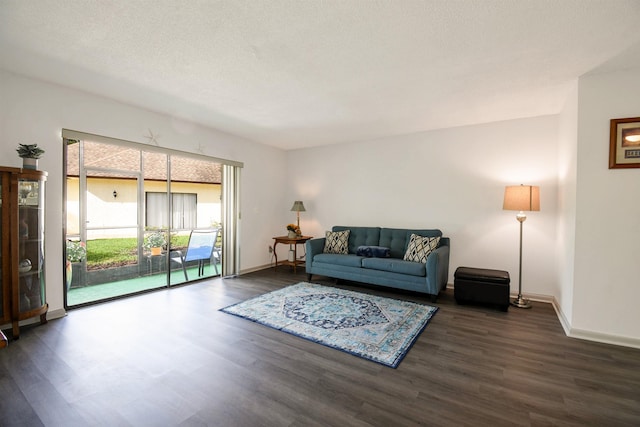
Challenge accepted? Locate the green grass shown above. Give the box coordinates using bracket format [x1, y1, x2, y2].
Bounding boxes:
[86, 238, 137, 266]
[85, 235, 190, 269]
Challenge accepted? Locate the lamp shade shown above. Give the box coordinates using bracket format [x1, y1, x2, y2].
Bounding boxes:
[503, 185, 540, 211]
[290, 200, 306, 212]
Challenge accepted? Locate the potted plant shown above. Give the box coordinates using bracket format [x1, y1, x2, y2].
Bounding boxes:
[16, 144, 45, 170]
[286, 223, 301, 238]
[144, 231, 166, 255]
[66, 240, 87, 290]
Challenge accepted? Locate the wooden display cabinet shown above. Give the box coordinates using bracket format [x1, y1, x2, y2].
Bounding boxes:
[0, 167, 48, 339]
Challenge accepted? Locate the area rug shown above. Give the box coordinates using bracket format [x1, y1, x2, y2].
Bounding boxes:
[220, 282, 438, 368]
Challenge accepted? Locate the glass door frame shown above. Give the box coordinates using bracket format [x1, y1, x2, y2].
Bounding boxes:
[81, 166, 148, 281]
[64, 130, 232, 308]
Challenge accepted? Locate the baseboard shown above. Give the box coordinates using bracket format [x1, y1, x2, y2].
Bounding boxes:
[47, 308, 67, 321]
[445, 283, 553, 303]
[550, 297, 640, 349]
[447, 283, 640, 350]
[240, 263, 308, 275]
[568, 327, 640, 349]
[0, 308, 67, 331]
[550, 297, 571, 336]
[240, 264, 273, 275]
[522, 292, 554, 303]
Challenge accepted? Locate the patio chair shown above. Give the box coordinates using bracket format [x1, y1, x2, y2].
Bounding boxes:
[212, 228, 222, 270]
[170, 229, 219, 281]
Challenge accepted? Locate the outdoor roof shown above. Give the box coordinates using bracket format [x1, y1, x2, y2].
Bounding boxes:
[67, 141, 222, 184]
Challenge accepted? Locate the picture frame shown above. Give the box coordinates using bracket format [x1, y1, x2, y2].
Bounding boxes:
[609, 117, 640, 169]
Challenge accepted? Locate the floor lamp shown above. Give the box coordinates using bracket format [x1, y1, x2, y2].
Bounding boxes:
[503, 185, 540, 309]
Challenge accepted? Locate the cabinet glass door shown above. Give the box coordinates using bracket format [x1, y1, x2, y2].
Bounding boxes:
[0, 177, 4, 320]
[18, 178, 45, 313]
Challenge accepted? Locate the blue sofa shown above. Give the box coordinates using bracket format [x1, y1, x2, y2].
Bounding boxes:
[305, 226, 450, 302]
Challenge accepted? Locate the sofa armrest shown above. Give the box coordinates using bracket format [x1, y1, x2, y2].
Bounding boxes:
[306, 238, 326, 272]
[426, 244, 450, 293]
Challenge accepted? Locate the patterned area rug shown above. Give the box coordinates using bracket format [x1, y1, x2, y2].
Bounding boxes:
[220, 282, 438, 368]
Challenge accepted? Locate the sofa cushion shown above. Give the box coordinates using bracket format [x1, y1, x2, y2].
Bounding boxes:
[323, 230, 350, 254]
[362, 257, 426, 277]
[403, 234, 441, 263]
[313, 253, 363, 267]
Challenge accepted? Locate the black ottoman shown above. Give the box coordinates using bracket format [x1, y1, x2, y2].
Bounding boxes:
[454, 267, 510, 312]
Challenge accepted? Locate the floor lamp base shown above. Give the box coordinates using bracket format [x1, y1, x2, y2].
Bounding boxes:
[511, 295, 532, 309]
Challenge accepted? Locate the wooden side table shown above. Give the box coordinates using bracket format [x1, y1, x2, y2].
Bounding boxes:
[273, 235, 312, 273]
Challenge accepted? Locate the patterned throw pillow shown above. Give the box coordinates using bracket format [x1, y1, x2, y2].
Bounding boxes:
[403, 234, 441, 263]
[323, 230, 350, 254]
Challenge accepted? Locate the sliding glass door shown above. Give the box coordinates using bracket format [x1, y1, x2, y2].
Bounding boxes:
[64, 134, 226, 308]
[167, 154, 222, 286]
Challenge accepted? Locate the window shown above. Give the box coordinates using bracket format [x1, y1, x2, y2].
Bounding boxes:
[145, 192, 197, 230]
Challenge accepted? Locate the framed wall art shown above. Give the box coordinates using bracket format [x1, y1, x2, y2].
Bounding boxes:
[609, 117, 640, 169]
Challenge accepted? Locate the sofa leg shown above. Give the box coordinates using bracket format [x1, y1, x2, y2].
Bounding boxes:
[307, 274, 312, 281]
[430, 294, 438, 303]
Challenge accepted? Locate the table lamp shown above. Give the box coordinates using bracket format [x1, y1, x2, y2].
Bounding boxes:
[290, 201, 306, 230]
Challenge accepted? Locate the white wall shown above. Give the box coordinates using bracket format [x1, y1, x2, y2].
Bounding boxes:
[572, 68, 640, 342]
[287, 116, 560, 297]
[0, 70, 287, 316]
[4, 66, 638, 347]
[556, 81, 579, 327]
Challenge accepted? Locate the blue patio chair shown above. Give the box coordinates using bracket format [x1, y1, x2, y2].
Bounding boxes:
[170, 229, 219, 280]
[212, 227, 222, 271]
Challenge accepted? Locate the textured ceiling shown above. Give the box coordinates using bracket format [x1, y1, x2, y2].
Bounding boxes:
[2, 1, 640, 150]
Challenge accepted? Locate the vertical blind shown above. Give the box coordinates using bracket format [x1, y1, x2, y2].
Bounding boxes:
[221, 164, 241, 277]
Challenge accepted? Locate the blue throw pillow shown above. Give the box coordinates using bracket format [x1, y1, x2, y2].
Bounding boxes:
[356, 246, 390, 258]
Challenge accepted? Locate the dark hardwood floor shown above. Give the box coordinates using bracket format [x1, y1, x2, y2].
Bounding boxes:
[1, 268, 639, 426]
